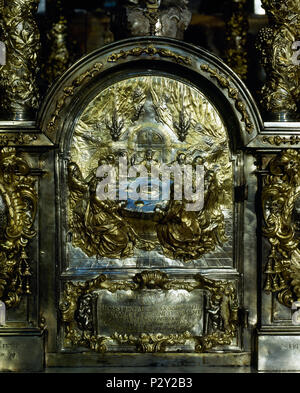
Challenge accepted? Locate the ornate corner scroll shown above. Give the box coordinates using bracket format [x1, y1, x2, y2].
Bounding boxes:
[0, 147, 37, 308]
[256, 1, 300, 119]
[262, 149, 300, 307]
[46, 62, 103, 135]
[107, 46, 192, 66]
[60, 270, 239, 353]
[200, 64, 253, 134]
[0, 0, 41, 120]
[224, 0, 249, 81]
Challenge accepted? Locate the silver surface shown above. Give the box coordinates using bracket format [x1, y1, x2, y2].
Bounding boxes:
[258, 334, 300, 371]
[96, 289, 204, 336]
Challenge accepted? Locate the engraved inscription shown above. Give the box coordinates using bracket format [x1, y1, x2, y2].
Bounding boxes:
[97, 289, 204, 336]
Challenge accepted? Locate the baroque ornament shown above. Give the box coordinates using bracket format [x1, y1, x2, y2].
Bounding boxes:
[46, 62, 103, 135]
[0, 148, 37, 308]
[224, 0, 249, 81]
[200, 64, 253, 134]
[60, 270, 239, 353]
[111, 0, 191, 40]
[0, 0, 41, 120]
[262, 149, 300, 307]
[256, 0, 300, 119]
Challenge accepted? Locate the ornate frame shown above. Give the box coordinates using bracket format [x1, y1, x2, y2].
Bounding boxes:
[60, 270, 239, 353]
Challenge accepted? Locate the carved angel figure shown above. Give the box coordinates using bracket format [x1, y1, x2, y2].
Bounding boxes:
[156, 166, 227, 262]
[68, 161, 137, 259]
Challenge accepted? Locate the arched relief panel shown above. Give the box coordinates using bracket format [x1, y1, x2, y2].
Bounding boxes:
[37, 37, 261, 355]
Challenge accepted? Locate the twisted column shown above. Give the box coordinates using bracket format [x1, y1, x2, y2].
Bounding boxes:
[256, 0, 300, 121]
[0, 0, 41, 121]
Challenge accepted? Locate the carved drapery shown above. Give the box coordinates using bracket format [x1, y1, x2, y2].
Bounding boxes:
[0, 148, 37, 308]
[0, 0, 41, 120]
[60, 270, 239, 353]
[256, 0, 300, 120]
[262, 149, 300, 307]
[224, 0, 249, 81]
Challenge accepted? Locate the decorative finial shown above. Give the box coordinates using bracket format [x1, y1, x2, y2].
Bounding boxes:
[111, 0, 191, 40]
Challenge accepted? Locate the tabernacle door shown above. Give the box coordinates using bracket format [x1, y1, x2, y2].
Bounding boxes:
[38, 37, 260, 366]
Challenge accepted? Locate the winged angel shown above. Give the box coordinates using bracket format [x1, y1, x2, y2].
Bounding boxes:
[67, 161, 155, 259]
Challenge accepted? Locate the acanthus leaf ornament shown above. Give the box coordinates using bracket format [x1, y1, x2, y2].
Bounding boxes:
[0, 147, 37, 308]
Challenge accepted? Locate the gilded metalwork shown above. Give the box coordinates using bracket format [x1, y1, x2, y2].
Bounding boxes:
[224, 0, 249, 81]
[46, 62, 103, 135]
[262, 136, 300, 146]
[60, 270, 239, 353]
[262, 149, 300, 307]
[0, 133, 38, 147]
[0, 0, 40, 120]
[256, 0, 300, 119]
[0, 147, 37, 308]
[107, 46, 192, 66]
[112, 332, 193, 353]
[68, 75, 233, 264]
[200, 64, 253, 134]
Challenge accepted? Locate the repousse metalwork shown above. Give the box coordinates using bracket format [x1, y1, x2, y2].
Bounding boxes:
[200, 64, 254, 134]
[256, 0, 300, 119]
[46, 62, 103, 135]
[0, 147, 37, 308]
[262, 149, 300, 307]
[60, 270, 239, 353]
[107, 45, 192, 65]
[68, 75, 233, 263]
[0, 0, 40, 120]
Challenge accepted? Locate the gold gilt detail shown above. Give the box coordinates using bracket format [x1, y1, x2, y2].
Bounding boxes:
[0, 148, 37, 308]
[60, 270, 239, 353]
[0, 0, 41, 118]
[46, 62, 103, 135]
[262, 149, 300, 307]
[225, 0, 249, 81]
[200, 64, 253, 134]
[262, 136, 300, 146]
[107, 45, 192, 65]
[0, 133, 38, 147]
[256, 0, 300, 117]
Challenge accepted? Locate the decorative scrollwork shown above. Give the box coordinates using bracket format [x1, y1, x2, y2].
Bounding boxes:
[262, 149, 300, 307]
[107, 46, 192, 66]
[0, 147, 37, 308]
[200, 64, 253, 134]
[46, 62, 103, 135]
[60, 271, 239, 353]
